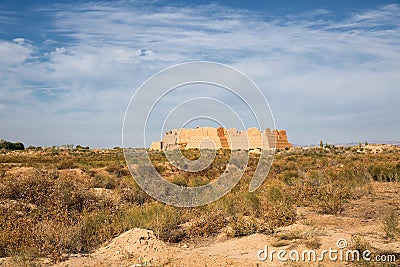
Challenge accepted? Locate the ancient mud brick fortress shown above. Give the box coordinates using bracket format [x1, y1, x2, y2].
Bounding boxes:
[150, 127, 292, 151]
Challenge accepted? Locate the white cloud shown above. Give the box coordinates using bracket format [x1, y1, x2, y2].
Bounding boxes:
[12, 37, 26, 44]
[0, 39, 32, 66]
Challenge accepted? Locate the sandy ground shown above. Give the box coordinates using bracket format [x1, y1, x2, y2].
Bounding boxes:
[1, 181, 400, 266]
[51, 181, 400, 267]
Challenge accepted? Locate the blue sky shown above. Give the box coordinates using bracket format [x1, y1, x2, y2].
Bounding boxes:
[0, 0, 399, 147]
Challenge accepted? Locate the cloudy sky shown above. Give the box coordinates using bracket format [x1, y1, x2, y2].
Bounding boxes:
[0, 0, 399, 147]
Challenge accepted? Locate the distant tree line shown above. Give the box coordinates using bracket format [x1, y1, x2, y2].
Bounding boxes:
[0, 139, 25, 150]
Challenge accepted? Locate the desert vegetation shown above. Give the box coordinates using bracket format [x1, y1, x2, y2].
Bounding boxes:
[0, 145, 399, 266]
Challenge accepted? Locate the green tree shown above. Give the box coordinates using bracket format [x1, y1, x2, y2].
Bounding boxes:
[0, 141, 24, 150]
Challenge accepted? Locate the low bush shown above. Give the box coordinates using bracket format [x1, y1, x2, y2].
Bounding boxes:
[185, 209, 227, 238]
[316, 180, 351, 215]
[105, 164, 129, 178]
[57, 158, 78, 169]
[91, 174, 117, 189]
[120, 187, 152, 205]
[383, 209, 399, 240]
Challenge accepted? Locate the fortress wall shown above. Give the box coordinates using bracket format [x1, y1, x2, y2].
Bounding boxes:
[275, 130, 292, 149]
[247, 128, 262, 149]
[156, 127, 292, 151]
[178, 127, 222, 149]
[225, 128, 246, 149]
[264, 128, 277, 148]
[226, 128, 271, 150]
[162, 129, 179, 150]
[150, 141, 162, 151]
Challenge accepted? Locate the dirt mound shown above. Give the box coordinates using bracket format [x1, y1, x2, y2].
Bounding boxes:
[56, 227, 271, 267]
[95, 228, 170, 263]
[56, 228, 172, 267]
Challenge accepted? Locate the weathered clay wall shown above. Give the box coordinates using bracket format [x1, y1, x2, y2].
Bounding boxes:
[150, 127, 292, 151]
[178, 127, 222, 149]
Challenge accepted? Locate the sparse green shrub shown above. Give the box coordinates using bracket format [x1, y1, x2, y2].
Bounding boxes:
[61, 188, 102, 212]
[351, 234, 372, 253]
[10, 249, 42, 266]
[261, 201, 297, 228]
[187, 176, 208, 187]
[368, 164, 400, 182]
[186, 209, 227, 238]
[350, 235, 375, 265]
[289, 175, 320, 206]
[91, 174, 117, 189]
[244, 192, 261, 213]
[71, 210, 115, 253]
[383, 210, 399, 240]
[230, 216, 259, 237]
[271, 240, 290, 247]
[0, 204, 40, 257]
[304, 237, 322, 249]
[105, 163, 129, 178]
[0, 169, 57, 205]
[279, 170, 298, 185]
[317, 180, 351, 215]
[123, 202, 184, 241]
[266, 185, 284, 202]
[120, 187, 151, 205]
[277, 232, 302, 241]
[181, 148, 201, 161]
[57, 158, 78, 169]
[171, 174, 187, 186]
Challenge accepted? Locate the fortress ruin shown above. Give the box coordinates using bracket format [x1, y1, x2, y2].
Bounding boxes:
[150, 127, 292, 151]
